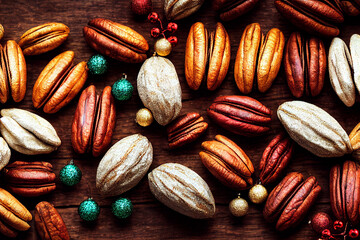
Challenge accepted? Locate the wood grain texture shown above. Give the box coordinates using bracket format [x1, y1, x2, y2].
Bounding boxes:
[0, 0, 360, 239]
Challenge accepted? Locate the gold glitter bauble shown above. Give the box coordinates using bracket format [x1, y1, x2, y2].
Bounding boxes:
[135, 108, 153, 127]
[248, 184, 268, 204]
[154, 38, 172, 56]
[229, 196, 248, 217]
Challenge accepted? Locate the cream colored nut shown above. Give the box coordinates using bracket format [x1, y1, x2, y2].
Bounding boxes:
[0, 108, 61, 155]
[96, 134, 153, 196]
[0, 137, 10, 171]
[328, 37, 355, 107]
[137, 56, 182, 126]
[351, 34, 360, 93]
[277, 101, 352, 158]
[148, 163, 215, 219]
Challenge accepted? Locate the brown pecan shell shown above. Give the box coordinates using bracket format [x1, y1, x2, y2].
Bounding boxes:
[2, 161, 56, 197]
[35, 201, 70, 240]
[207, 95, 271, 136]
[83, 18, 148, 63]
[199, 135, 254, 190]
[339, 0, 360, 16]
[259, 133, 294, 185]
[213, 0, 260, 21]
[167, 112, 208, 149]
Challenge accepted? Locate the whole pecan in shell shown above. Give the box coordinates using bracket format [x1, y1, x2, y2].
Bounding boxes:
[284, 32, 326, 98]
[167, 112, 208, 149]
[263, 172, 321, 231]
[200, 135, 254, 190]
[71, 85, 116, 157]
[2, 161, 56, 197]
[259, 133, 294, 185]
[164, 0, 205, 20]
[213, 0, 260, 21]
[330, 160, 360, 226]
[83, 18, 148, 63]
[339, 0, 360, 16]
[207, 95, 272, 136]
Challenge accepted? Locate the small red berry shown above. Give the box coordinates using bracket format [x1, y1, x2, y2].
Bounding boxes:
[333, 220, 344, 231]
[151, 28, 161, 38]
[167, 22, 178, 33]
[148, 12, 158, 23]
[321, 229, 331, 238]
[167, 36, 178, 47]
[349, 229, 359, 238]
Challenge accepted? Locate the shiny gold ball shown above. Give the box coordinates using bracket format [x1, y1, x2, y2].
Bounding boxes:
[135, 108, 153, 127]
[249, 184, 268, 204]
[0, 24, 4, 41]
[154, 38, 172, 56]
[229, 197, 249, 217]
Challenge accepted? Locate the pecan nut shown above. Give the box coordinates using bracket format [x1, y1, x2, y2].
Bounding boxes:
[213, 0, 260, 21]
[330, 161, 360, 225]
[339, 0, 360, 16]
[207, 95, 272, 136]
[0, 188, 32, 238]
[83, 18, 148, 63]
[33, 51, 88, 113]
[351, 34, 360, 97]
[0, 108, 61, 155]
[18, 22, 69, 55]
[167, 112, 208, 149]
[185, 22, 231, 90]
[199, 135, 254, 190]
[71, 85, 116, 157]
[0, 40, 27, 103]
[2, 161, 56, 197]
[263, 172, 321, 231]
[274, 0, 344, 37]
[284, 32, 326, 98]
[164, 0, 205, 20]
[234, 23, 285, 93]
[0, 137, 10, 171]
[259, 133, 294, 185]
[350, 122, 360, 160]
[35, 201, 70, 240]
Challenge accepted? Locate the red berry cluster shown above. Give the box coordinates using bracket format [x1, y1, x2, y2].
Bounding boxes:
[321, 221, 359, 240]
[148, 12, 178, 47]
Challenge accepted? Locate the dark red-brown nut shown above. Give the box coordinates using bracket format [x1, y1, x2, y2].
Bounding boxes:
[34, 201, 70, 240]
[259, 133, 294, 185]
[339, 0, 360, 16]
[263, 172, 321, 231]
[207, 95, 271, 136]
[213, 0, 260, 21]
[330, 160, 360, 226]
[2, 161, 56, 197]
[167, 112, 208, 149]
[71, 85, 116, 157]
[284, 32, 326, 98]
[199, 135, 254, 190]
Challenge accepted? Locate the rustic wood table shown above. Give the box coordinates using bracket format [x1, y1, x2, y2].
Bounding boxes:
[1, 0, 360, 239]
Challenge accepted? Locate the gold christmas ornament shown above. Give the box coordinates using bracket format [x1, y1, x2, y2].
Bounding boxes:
[229, 195, 248, 217]
[0, 24, 4, 40]
[135, 108, 154, 127]
[154, 38, 172, 56]
[249, 184, 268, 204]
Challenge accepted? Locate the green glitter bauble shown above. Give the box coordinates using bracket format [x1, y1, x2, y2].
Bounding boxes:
[87, 54, 108, 75]
[112, 198, 133, 219]
[111, 78, 133, 101]
[59, 161, 82, 186]
[78, 198, 100, 222]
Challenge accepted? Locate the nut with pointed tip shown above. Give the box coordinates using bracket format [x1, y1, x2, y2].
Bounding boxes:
[164, 0, 205, 20]
[213, 0, 260, 21]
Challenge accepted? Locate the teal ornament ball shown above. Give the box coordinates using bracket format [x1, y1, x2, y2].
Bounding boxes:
[112, 198, 133, 219]
[112, 75, 133, 101]
[59, 160, 82, 186]
[78, 198, 100, 222]
[87, 54, 108, 75]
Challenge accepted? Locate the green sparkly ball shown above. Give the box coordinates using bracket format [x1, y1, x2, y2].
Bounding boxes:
[87, 54, 108, 75]
[112, 198, 133, 219]
[112, 78, 133, 101]
[59, 161, 82, 186]
[78, 198, 100, 222]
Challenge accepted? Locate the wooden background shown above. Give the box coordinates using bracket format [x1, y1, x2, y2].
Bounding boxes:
[1, 0, 360, 239]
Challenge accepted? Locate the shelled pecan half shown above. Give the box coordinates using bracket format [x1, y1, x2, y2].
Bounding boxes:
[339, 0, 360, 16]
[259, 133, 294, 185]
[200, 135, 254, 190]
[207, 95, 272, 136]
[2, 161, 56, 197]
[71, 85, 116, 157]
[330, 160, 360, 226]
[33, 51, 88, 113]
[164, 0, 205, 20]
[167, 112, 208, 149]
[263, 172, 321, 231]
[213, 0, 260, 21]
